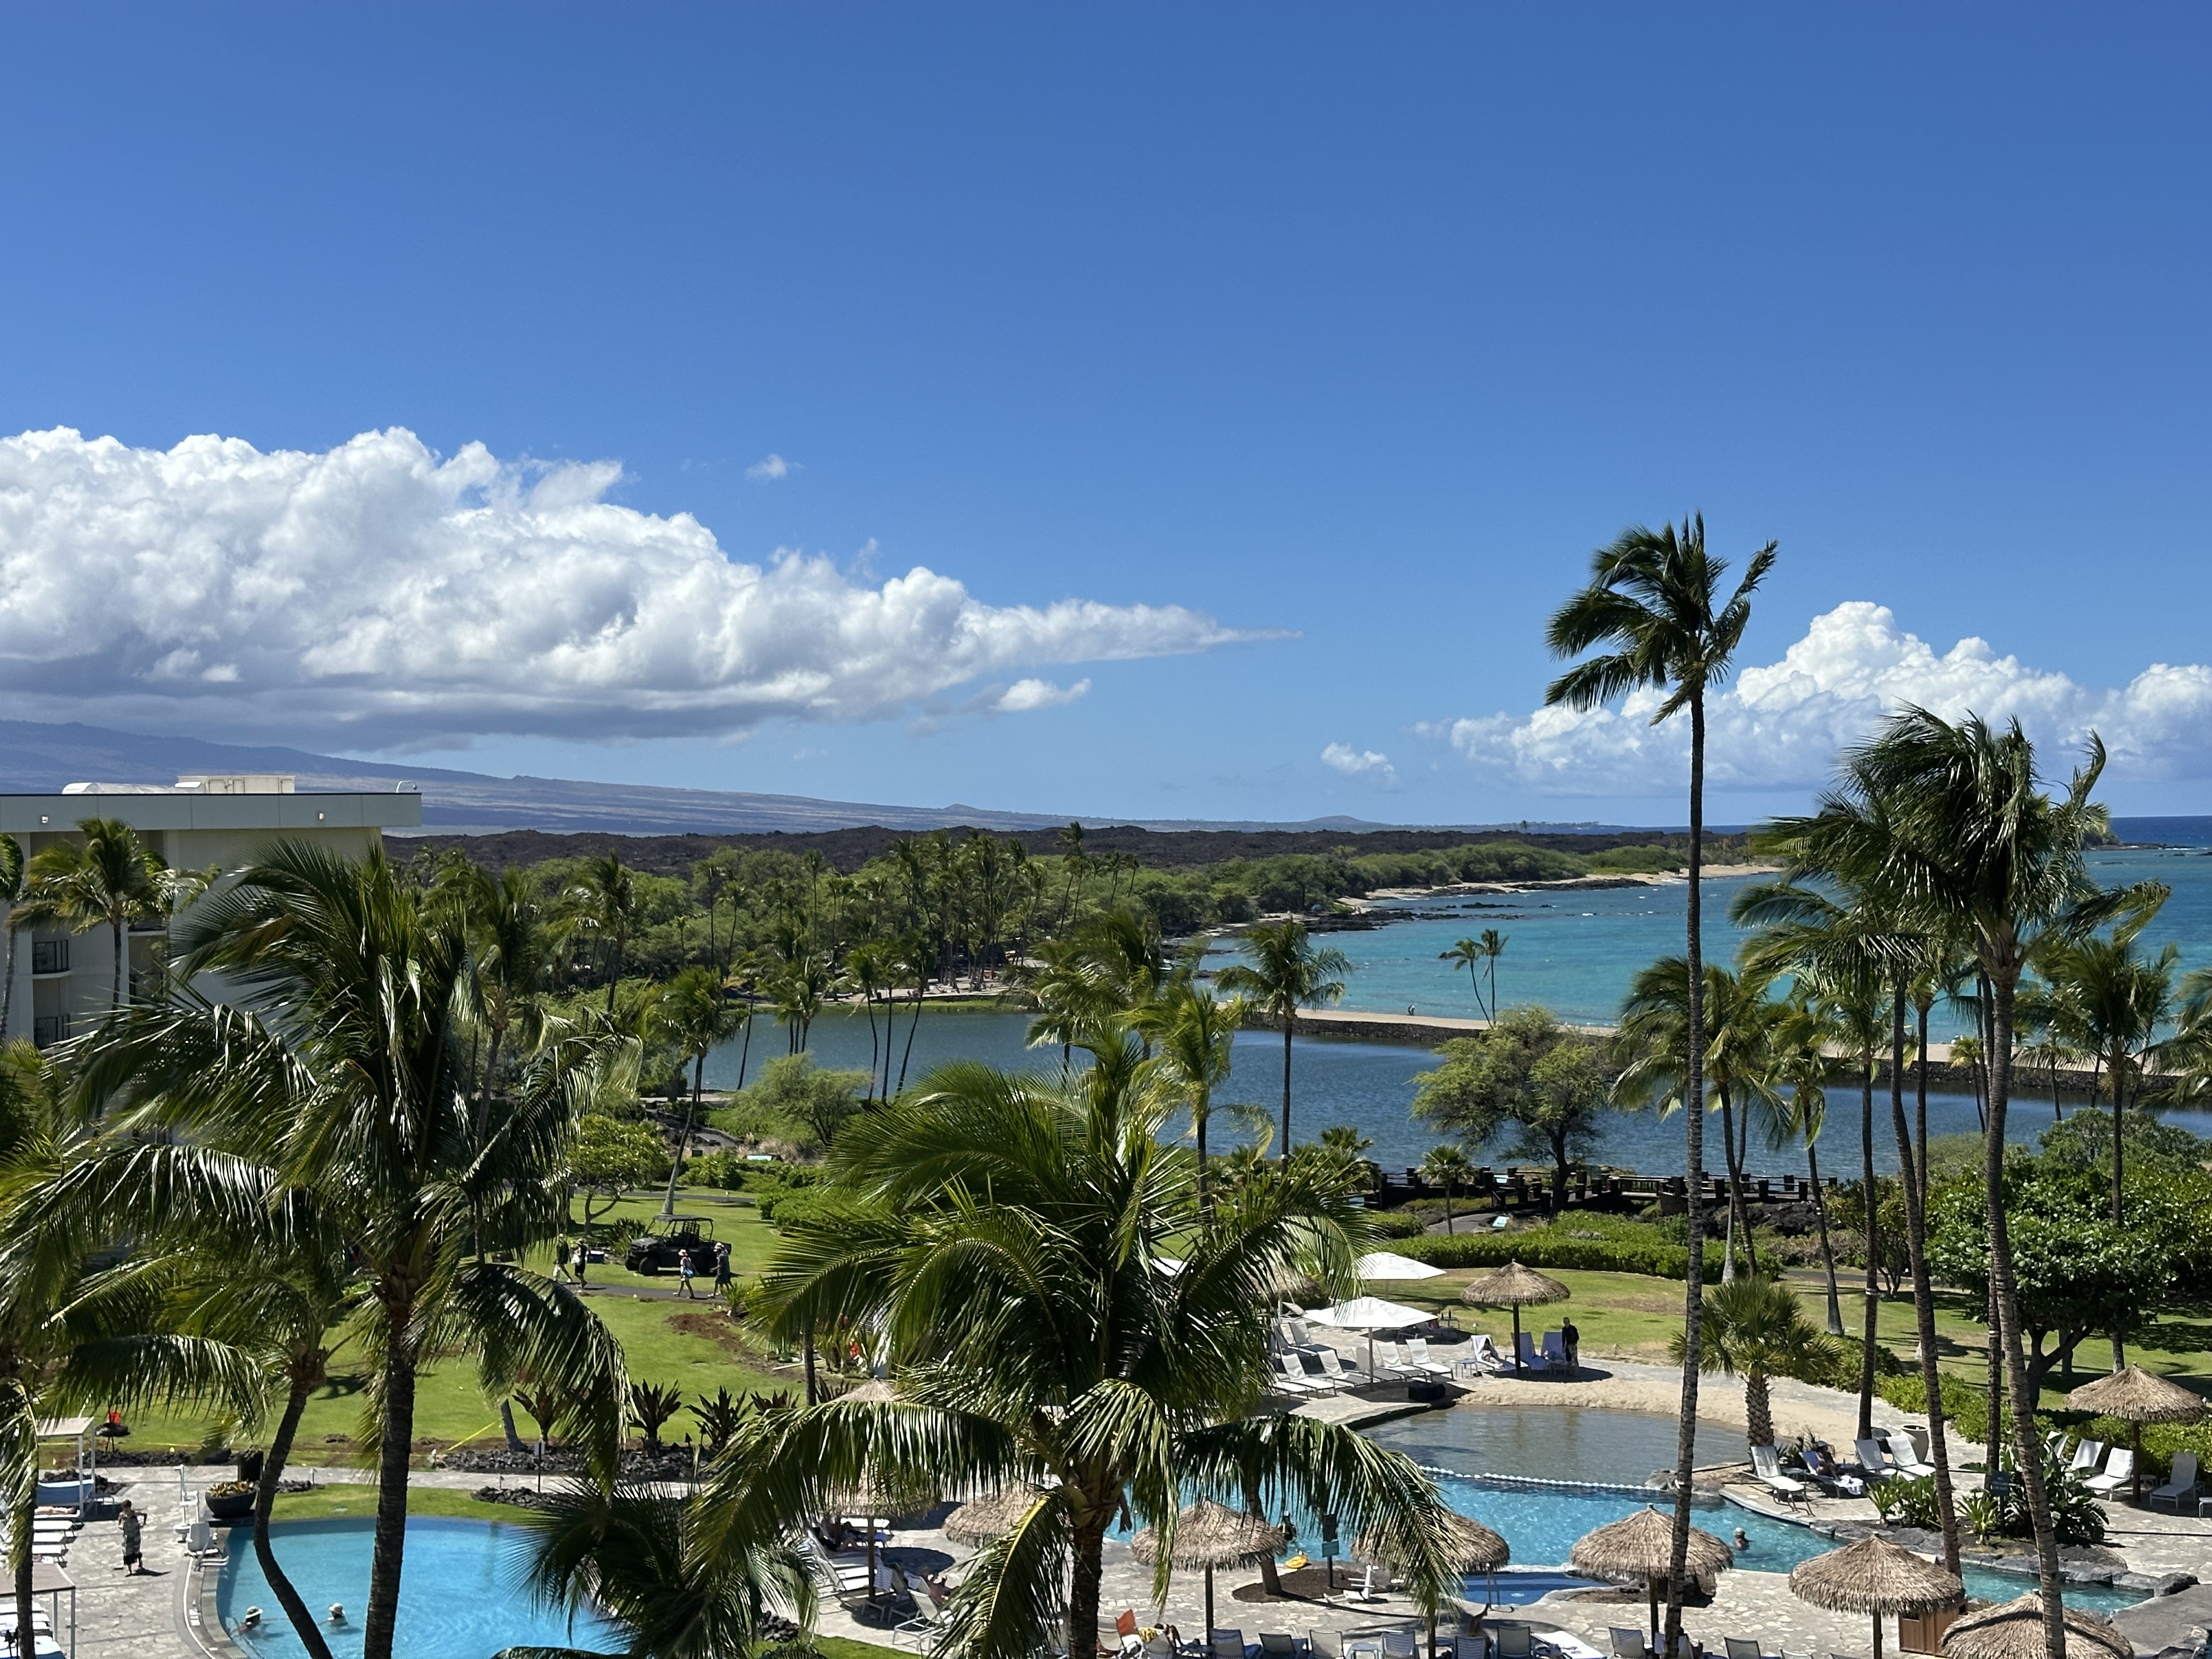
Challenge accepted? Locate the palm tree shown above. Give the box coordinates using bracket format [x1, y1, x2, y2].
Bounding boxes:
[70, 842, 629, 1659]
[654, 966, 751, 1216]
[1544, 514, 1774, 1659]
[1479, 928, 1509, 1014]
[16, 816, 208, 1008]
[508, 1481, 819, 1659]
[1616, 959, 1782, 1280]
[1441, 939, 1489, 1019]
[566, 853, 642, 1013]
[28, 1130, 356, 1657]
[0, 1040, 258, 1652]
[1420, 1144, 1474, 1233]
[1782, 709, 2145, 1658]
[1737, 854, 1967, 1572]
[0, 836, 24, 1041]
[1218, 918, 1350, 1159]
[1669, 1276, 1836, 1455]
[1769, 996, 1847, 1336]
[1136, 980, 1252, 1215]
[731, 1030, 1461, 1659]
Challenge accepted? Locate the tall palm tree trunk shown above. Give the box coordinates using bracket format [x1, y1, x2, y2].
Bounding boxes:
[899, 973, 926, 1092]
[111, 913, 126, 1007]
[0, 922, 17, 1040]
[1279, 1016, 1294, 1159]
[14, 1489, 39, 1659]
[1664, 696, 1708, 1659]
[1914, 1000, 1933, 1211]
[659, 1054, 705, 1217]
[1858, 1059, 1878, 1441]
[1718, 1086, 1757, 1278]
[1195, 1107, 1212, 1217]
[863, 992, 879, 1103]
[2110, 1045, 2128, 1371]
[1891, 988, 1960, 1572]
[1988, 973, 2068, 1659]
[1069, 1514, 1111, 1659]
[364, 1321, 421, 1659]
[256, 1378, 337, 1659]
[1806, 1138, 1844, 1336]
[1718, 1092, 1739, 1283]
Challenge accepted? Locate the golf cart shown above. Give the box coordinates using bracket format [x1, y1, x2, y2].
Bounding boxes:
[623, 1214, 718, 1274]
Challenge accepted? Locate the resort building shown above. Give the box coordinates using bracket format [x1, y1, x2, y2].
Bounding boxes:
[0, 772, 421, 1047]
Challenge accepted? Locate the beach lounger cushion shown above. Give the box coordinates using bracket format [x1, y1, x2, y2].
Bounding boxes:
[2150, 1452, 2200, 1511]
[2084, 1448, 2135, 1496]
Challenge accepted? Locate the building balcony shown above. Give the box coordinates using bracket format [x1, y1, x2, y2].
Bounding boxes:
[32, 1015, 71, 1048]
[30, 940, 69, 976]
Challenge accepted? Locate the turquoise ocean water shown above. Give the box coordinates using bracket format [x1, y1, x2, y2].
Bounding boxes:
[706, 849, 2212, 1176]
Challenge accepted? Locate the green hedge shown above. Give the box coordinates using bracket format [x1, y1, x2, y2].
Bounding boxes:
[1398, 1231, 1725, 1278]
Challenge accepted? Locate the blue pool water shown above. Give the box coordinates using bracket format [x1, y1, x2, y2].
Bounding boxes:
[217, 1517, 605, 1658]
[1363, 1409, 2143, 1615]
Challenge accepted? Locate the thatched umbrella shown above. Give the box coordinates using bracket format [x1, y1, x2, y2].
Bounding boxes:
[944, 1485, 1051, 1549]
[1788, 1535, 1962, 1659]
[1568, 1505, 1733, 1648]
[1128, 1498, 1288, 1638]
[1942, 1592, 2131, 1659]
[1462, 1261, 1569, 1374]
[1359, 1514, 1510, 1658]
[2066, 1365, 2205, 1505]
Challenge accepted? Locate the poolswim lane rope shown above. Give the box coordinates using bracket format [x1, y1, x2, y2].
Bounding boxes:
[1415, 1462, 1671, 1499]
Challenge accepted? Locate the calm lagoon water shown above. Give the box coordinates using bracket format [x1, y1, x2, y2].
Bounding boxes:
[218, 1517, 602, 1658]
[703, 849, 2212, 1176]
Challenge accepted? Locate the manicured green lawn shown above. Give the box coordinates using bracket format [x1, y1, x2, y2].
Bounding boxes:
[118, 1197, 799, 1460]
[268, 1483, 526, 1523]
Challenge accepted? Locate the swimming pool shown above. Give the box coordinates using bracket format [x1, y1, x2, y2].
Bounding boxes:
[216, 1517, 607, 1657]
[1363, 1410, 2144, 1616]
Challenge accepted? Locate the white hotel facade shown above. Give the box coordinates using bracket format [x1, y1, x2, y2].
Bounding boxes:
[0, 772, 422, 1047]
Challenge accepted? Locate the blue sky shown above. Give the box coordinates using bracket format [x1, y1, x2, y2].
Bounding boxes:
[3, 5, 2209, 825]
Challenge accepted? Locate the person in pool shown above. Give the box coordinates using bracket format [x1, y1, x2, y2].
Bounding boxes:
[329, 1602, 347, 1625]
[239, 1607, 264, 1633]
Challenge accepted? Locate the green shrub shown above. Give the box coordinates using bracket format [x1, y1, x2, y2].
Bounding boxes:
[1364, 1211, 1429, 1240]
[762, 1188, 838, 1228]
[1400, 1231, 1723, 1278]
[1874, 1369, 1988, 1446]
[682, 1149, 753, 1190]
[723, 1274, 765, 1320]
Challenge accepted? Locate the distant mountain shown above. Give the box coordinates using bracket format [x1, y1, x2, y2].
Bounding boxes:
[0, 718, 1687, 838]
[0, 719, 1067, 834]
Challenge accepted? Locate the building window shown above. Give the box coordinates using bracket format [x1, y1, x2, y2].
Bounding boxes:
[31, 939, 69, 975]
[32, 1015, 71, 1048]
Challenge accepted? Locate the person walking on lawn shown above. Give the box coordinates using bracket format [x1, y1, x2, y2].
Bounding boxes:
[676, 1247, 698, 1299]
[713, 1240, 731, 1293]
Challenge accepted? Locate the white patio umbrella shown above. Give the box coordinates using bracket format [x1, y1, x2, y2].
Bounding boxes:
[1303, 1295, 1436, 1379]
[1356, 1251, 1445, 1281]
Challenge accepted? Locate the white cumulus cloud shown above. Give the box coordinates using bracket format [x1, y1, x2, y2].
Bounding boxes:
[1426, 601, 2212, 795]
[0, 427, 1266, 747]
[986, 677, 1090, 714]
[1321, 743, 1397, 786]
[746, 453, 797, 481]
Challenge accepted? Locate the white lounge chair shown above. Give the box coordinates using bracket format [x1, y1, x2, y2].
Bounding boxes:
[1270, 1354, 1331, 1395]
[2151, 1452, 2200, 1513]
[2068, 1438, 2106, 1474]
[1294, 1352, 1349, 1392]
[1883, 1433, 1936, 1479]
[1609, 1630, 1649, 1659]
[2084, 1448, 2135, 1497]
[1457, 1334, 1513, 1375]
[1853, 1438, 1899, 1480]
[1541, 1330, 1570, 1369]
[1514, 1332, 1553, 1373]
[1751, 1443, 1810, 1504]
[1402, 1338, 1453, 1377]
[1314, 1348, 1374, 1386]
[1370, 1341, 1423, 1379]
